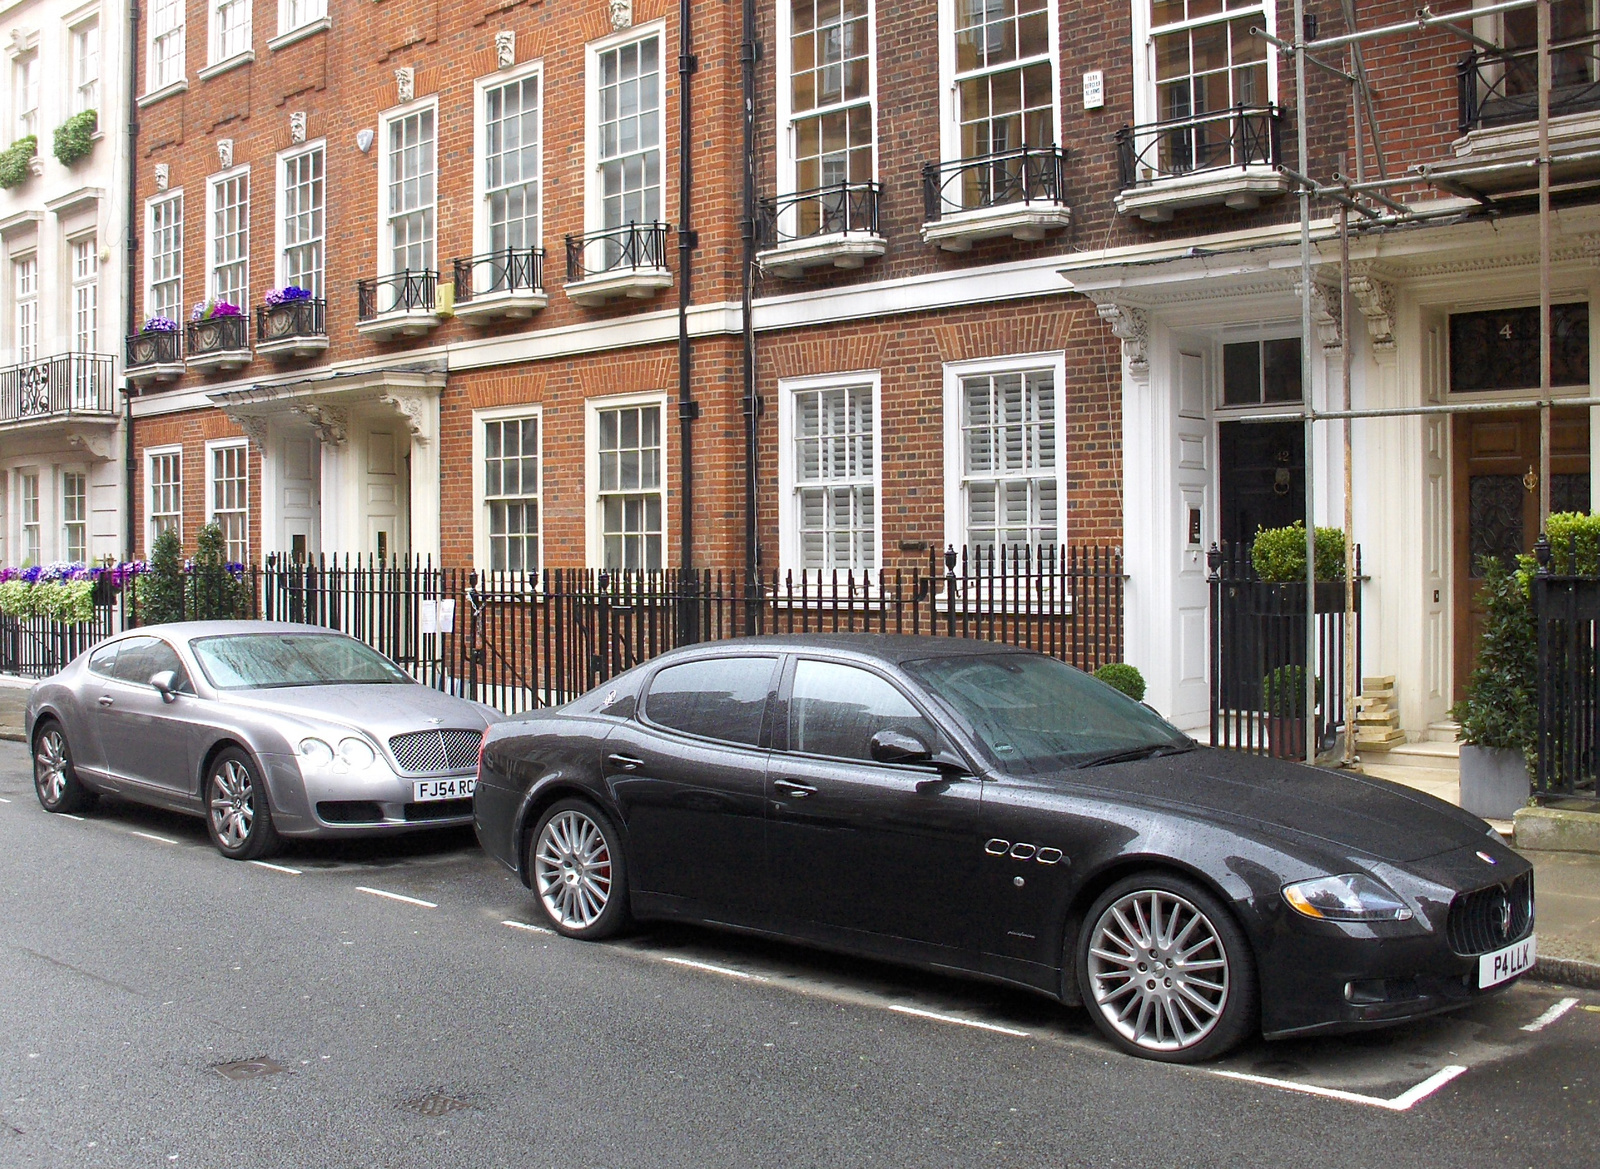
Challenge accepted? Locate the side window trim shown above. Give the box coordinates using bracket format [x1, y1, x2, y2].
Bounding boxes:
[638, 654, 781, 750]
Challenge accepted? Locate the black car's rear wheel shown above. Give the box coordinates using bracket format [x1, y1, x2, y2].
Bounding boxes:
[205, 748, 281, 861]
[1078, 872, 1256, 1062]
[33, 720, 96, 814]
[529, 799, 630, 939]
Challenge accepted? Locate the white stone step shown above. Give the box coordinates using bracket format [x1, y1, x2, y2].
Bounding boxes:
[1426, 720, 1462, 744]
[1378, 738, 1461, 769]
[1360, 763, 1460, 805]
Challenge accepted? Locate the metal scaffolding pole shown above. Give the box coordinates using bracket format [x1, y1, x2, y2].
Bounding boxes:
[1295, 0, 1318, 764]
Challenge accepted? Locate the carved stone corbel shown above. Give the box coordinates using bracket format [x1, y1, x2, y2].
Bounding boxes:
[1294, 278, 1343, 351]
[67, 430, 117, 462]
[1088, 295, 1151, 383]
[1348, 266, 1397, 352]
[294, 404, 348, 446]
[379, 392, 430, 443]
[224, 411, 270, 448]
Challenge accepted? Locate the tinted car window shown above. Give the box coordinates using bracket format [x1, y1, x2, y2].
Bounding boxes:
[191, 634, 411, 689]
[87, 643, 118, 677]
[644, 657, 776, 746]
[142, 640, 193, 691]
[788, 660, 937, 761]
[110, 637, 160, 685]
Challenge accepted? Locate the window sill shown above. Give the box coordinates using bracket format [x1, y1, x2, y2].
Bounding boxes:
[757, 233, 886, 280]
[1114, 167, 1289, 223]
[198, 51, 256, 82]
[921, 202, 1072, 253]
[269, 18, 332, 52]
[137, 79, 189, 108]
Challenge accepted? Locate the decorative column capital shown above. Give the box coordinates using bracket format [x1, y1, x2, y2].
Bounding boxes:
[1088, 294, 1151, 383]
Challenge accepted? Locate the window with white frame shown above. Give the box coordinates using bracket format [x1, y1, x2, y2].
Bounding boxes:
[594, 33, 662, 248]
[19, 472, 40, 565]
[1142, 0, 1271, 173]
[148, 449, 182, 546]
[72, 237, 98, 353]
[279, 0, 327, 36]
[208, 170, 249, 308]
[951, 0, 1053, 161]
[385, 106, 436, 273]
[785, 0, 874, 236]
[149, 0, 186, 92]
[14, 50, 39, 139]
[61, 472, 87, 563]
[280, 145, 324, 296]
[595, 402, 663, 571]
[483, 72, 542, 263]
[948, 359, 1062, 556]
[787, 380, 876, 574]
[13, 256, 37, 365]
[71, 18, 99, 114]
[208, 442, 248, 563]
[211, 0, 251, 64]
[484, 415, 540, 572]
[147, 193, 184, 323]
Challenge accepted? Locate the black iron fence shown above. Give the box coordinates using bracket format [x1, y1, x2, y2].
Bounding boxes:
[1532, 539, 1600, 801]
[453, 249, 545, 302]
[1116, 106, 1282, 189]
[1208, 541, 1361, 759]
[357, 269, 438, 320]
[0, 354, 118, 421]
[185, 314, 251, 358]
[2, 546, 1125, 712]
[1459, 34, 1600, 133]
[126, 328, 183, 371]
[922, 146, 1070, 220]
[256, 297, 327, 345]
[758, 182, 882, 248]
[566, 223, 670, 282]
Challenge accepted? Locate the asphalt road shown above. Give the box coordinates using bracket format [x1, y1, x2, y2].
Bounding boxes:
[1, 740, 1597, 1169]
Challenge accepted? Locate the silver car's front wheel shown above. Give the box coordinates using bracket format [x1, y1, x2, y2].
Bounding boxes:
[33, 721, 94, 814]
[204, 748, 280, 861]
[1079, 874, 1255, 1062]
[530, 800, 629, 939]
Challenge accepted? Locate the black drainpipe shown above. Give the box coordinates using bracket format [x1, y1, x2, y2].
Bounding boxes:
[122, 3, 142, 561]
[741, 0, 759, 600]
[676, 0, 698, 581]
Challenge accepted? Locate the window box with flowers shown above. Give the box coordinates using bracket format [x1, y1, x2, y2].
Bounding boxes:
[185, 301, 252, 373]
[126, 317, 186, 386]
[0, 135, 40, 190]
[53, 110, 97, 168]
[255, 286, 327, 359]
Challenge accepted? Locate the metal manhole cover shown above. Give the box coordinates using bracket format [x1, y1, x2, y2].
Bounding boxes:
[212, 1058, 288, 1082]
[400, 1092, 473, 1117]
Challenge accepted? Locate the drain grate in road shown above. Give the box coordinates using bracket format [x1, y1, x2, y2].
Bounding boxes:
[400, 1092, 474, 1117]
[212, 1057, 288, 1082]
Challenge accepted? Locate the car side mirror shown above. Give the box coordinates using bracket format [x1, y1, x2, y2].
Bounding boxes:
[150, 670, 181, 703]
[870, 728, 933, 765]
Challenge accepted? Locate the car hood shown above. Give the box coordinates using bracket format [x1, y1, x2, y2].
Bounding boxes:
[222, 683, 500, 740]
[1057, 747, 1486, 863]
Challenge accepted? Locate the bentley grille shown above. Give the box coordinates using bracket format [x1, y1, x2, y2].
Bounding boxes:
[1445, 871, 1534, 956]
[388, 729, 483, 774]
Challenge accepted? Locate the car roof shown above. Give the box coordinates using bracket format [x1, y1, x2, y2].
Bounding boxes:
[108, 621, 348, 644]
[650, 634, 1035, 668]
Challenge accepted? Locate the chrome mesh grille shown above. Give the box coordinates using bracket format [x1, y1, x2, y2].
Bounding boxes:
[388, 729, 482, 775]
[1445, 871, 1534, 956]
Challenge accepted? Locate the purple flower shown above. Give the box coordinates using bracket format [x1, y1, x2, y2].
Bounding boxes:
[212, 301, 243, 318]
[144, 316, 179, 333]
[265, 286, 312, 307]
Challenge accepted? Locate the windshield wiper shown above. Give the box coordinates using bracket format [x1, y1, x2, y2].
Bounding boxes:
[1074, 742, 1194, 769]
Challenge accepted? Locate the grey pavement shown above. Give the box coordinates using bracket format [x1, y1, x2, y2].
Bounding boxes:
[2, 740, 1600, 1168]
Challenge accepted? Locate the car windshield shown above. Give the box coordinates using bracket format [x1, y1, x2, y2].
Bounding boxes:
[190, 633, 413, 690]
[904, 653, 1193, 774]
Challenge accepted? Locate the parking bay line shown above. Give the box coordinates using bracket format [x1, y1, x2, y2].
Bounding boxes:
[1521, 996, 1580, 1032]
[0, 796, 11, 803]
[249, 860, 303, 876]
[659, 955, 770, 982]
[1210, 1064, 1469, 1112]
[355, 886, 437, 909]
[130, 830, 179, 845]
[501, 919, 554, 936]
[889, 1004, 1031, 1037]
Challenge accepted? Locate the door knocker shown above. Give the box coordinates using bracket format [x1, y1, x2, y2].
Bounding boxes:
[1523, 464, 1539, 494]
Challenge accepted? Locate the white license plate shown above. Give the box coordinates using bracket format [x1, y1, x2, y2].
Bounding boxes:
[1479, 934, 1536, 988]
[412, 778, 475, 802]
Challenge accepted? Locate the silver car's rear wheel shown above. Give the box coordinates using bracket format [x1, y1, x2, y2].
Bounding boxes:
[530, 800, 629, 939]
[1078, 873, 1256, 1062]
[204, 748, 280, 861]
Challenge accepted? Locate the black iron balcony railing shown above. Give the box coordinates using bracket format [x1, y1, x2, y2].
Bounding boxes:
[357, 269, 438, 321]
[256, 297, 327, 345]
[126, 329, 182, 370]
[565, 223, 669, 282]
[1, 353, 118, 422]
[1116, 106, 1283, 190]
[757, 181, 882, 248]
[922, 147, 1069, 221]
[1459, 34, 1600, 134]
[453, 248, 545, 302]
[185, 313, 251, 358]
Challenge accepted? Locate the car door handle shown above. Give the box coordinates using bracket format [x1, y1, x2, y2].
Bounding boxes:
[97, 695, 113, 707]
[774, 779, 817, 799]
[606, 753, 644, 772]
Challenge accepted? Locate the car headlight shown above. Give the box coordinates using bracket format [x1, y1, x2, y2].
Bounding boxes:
[1282, 874, 1414, 922]
[338, 738, 376, 769]
[298, 738, 334, 768]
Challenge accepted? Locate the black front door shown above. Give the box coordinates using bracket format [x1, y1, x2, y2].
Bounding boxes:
[1217, 420, 1305, 547]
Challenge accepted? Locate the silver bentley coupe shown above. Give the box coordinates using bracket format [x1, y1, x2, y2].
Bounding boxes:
[26, 621, 501, 860]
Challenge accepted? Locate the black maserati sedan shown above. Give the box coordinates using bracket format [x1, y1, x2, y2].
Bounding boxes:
[474, 636, 1534, 1062]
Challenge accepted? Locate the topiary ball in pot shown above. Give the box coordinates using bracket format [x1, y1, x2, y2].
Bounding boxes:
[1093, 662, 1146, 702]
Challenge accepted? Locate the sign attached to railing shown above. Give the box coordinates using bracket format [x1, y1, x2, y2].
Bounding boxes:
[419, 599, 456, 635]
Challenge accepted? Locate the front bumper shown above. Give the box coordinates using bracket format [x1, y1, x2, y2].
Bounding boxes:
[262, 752, 477, 838]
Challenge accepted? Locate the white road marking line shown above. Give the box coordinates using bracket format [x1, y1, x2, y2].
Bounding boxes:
[355, 886, 437, 909]
[659, 955, 769, 982]
[1522, 996, 1580, 1032]
[888, 1004, 1031, 1037]
[0, 796, 12, 802]
[249, 860, 302, 875]
[59, 812, 84, 821]
[501, 919, 554, 935]
[1211, 1064, 1469, 1112]
[130, 830, 178, 845]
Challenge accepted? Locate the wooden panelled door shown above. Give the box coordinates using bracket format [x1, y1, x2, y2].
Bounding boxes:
[1452, 409, 1591, 699]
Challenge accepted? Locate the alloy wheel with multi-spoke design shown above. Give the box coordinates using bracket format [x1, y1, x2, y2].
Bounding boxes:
[1085, 887, 1231, 1054]
[210, 759, 257, 850]
[534, 808, 615, 931]
[35, 727, 70, 807]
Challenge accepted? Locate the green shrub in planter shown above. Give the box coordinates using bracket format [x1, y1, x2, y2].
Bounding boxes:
[1262, 664, 1320, 717]
[1093, 662, 1146, 702]
[0, 579, 36, 618]
[0, 135, 37, 190]
[36, 581, 95, 624]
[1251, 522, 1346, 583]
[1449, 554, 1536, 755]
[136, 528, 186, 625]
[1542, 511, 1600, 575]
[191, 522, 249, 620]
[52, 110, 96, 167]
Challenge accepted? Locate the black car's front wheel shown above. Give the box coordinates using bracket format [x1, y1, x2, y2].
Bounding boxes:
[205, 748, 281, 861]
[33, 720, 96, 814]
[1077, 872, 1256, 1062]
[528, 799, 630, 939]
